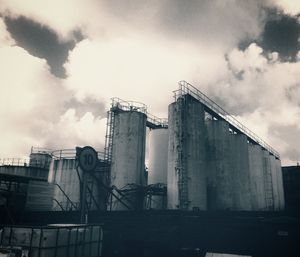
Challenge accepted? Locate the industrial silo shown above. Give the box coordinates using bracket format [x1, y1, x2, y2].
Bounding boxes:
[147, 128, 168, 209]
[29, 150, 52, 169]
[275, 158, 285, 210]
[230, 133, 252, 210]
[48, 150, 106, 211]
[110, 110, 147, 210]
[168, 95, 207, 210]
[206, 120, 234, 211]
[262, 150, 274, 210]
[248, 144, 267, 210]
[269, 154, 280, 210]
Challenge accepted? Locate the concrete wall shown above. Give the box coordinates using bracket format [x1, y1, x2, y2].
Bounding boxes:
[110, 111, 147, 210]
[206, 120, 234, 210]
[231, 134, 252, 210]
[168, 95, 207, 210]
[248, 144, 266, 210]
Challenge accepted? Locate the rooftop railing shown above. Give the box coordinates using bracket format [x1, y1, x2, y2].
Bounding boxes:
[110, 97, 168, 128]
[175, 80, 280, 159]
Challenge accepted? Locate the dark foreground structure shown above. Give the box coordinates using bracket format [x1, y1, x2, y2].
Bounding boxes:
[1, 209, 299, 257]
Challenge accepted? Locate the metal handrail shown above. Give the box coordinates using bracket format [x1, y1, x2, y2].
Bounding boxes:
[0, 158, 30, 166]
[176, 80, 280, 159]
[110, 97, 168, 128]
[51, 149, 105, 160]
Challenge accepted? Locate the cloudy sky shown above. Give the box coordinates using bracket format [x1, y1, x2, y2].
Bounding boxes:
[0, 0, 299, 165]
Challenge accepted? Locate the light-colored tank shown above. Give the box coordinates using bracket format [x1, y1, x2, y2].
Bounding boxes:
[168, 95, 207, 210]
[275, 158, 285, 210]
[262, 150, 274, 210]
[148, 128, 168, 185]
[206, 120, 234, 210]
[269, 154, 280, 210]
[29, 152, 52, 169]
[48, 150, 106, 211]
[248, 144, 267, 210]
[110, 110, 147, 210]
[230, 133, 252, 210]
[147, 128, 168, 209]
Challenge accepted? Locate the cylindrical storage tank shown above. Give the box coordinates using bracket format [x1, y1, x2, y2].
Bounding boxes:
[275, 158, 285, 210]
[110, 110, 147, 210]
[270, 154, 280, 210]
[262, 150, 274, 210]
[206, 120, 234, 211]
[48, 156, 106, 211]
[48, 159, 80, 210]
[147, 128, 168, 209]
[29, 152, 52, 169]
[230, 133, 252, 210]
[168, 95, 207, 210]
[248, 144, 267, 210]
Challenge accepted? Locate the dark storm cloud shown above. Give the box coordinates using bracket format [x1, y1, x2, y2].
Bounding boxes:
[5, 16, 84, 78]
[261, 10, 300, 61]
[239, 8, 300, 61]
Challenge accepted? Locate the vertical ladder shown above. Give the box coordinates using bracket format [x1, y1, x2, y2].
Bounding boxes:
[176, 96, 189, 209]
[263, 157, 274, 210]
[104, 110, 115, 163]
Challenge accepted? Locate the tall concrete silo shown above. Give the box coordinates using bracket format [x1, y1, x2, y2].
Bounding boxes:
[231, 133, 252, 210]
[110, 110, 147, 210]
[147, 128, 168, 209]
[270, 155, 280, 210]
[206, 120, 234, 211]
[248, 144, 267, 210]
[275, 158, 285, 210]
[262, 150, 274, 210]
[168, 95, 207, 210]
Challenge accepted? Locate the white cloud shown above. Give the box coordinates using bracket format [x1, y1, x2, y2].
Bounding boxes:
[64, 36, 228, 117]
[208, 43, 300, 164]
[273, 0, 300, 15]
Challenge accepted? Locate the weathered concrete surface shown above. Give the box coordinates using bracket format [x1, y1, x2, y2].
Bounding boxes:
[110, 111, 147, 210]
[270, 155, 280, 210]
[262, 150, 274, 210]
[231, 134, 252, 210]
[248, 144, 266, 210]
[206, 120, 234, 210]
[275, 158, 285, 210]
[168, 95, 207, 210]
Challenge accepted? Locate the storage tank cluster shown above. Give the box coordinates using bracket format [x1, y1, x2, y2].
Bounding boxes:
[109, 91, 285, 211]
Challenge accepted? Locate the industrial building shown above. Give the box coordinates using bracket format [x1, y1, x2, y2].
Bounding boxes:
[0, 81, 299, 257]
